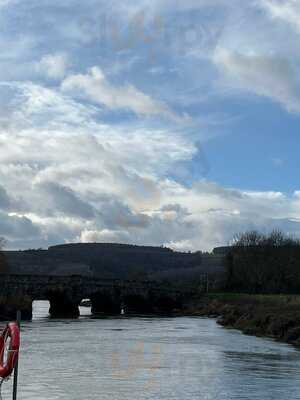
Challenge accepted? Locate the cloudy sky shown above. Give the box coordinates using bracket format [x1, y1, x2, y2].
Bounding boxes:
[0, 0, 300, 251]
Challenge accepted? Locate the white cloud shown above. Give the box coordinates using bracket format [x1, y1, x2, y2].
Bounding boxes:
[79, 229, 130, 243]
[61, 66, 180, 120]
[36, 53, 70, 80]
[0, 83, 284, 249]
[260, 0, 300, 33]
[213, 48, 300, 113]
[0, 81, 299, 251]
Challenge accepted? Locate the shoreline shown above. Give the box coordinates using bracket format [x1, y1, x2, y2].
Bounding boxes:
[183, 293, 300, 347]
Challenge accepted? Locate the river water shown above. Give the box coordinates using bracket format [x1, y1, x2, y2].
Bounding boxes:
[1, 301, 300, 399]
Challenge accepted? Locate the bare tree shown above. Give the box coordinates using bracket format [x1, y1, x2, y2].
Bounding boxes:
[226, 230, 300, 294]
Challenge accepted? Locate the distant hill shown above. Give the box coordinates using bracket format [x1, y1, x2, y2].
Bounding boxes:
[3, 243, 225, 284]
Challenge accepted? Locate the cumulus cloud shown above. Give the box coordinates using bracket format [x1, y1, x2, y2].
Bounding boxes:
[1, 134, 300, 250]
[61, 66, 180, 120]
[36, 53, 70, 80]
[0, 87, 299, 251]
[213, 48, 300, 113]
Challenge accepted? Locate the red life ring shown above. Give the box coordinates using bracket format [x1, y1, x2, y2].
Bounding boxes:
[0, 322, 20, 379]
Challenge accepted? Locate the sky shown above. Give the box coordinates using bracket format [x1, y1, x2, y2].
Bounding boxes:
[0, 0, 300, 251]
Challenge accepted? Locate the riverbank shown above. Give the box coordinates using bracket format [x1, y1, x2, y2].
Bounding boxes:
[186, 293, 300, 346]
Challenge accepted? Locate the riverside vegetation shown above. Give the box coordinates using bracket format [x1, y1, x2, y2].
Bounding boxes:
[189, 230, 300, 346]
[189, 293, 300, 346]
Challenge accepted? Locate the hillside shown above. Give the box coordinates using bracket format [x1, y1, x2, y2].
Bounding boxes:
[2, 243, 225, 283]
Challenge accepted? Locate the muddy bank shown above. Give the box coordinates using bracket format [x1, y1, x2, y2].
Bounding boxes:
[186, 294, 300, 346]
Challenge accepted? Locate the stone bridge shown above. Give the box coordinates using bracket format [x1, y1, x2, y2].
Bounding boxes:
[0, 274, 191, 320]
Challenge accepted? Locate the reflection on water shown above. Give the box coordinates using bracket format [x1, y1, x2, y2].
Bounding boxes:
[1, 301, 300, 399]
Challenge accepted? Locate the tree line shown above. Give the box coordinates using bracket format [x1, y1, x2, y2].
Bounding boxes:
[0, 238, 6, 273]
[226, 230, 300, 294]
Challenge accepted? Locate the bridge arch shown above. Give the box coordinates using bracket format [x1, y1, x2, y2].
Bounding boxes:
[32, 300, 50, 319]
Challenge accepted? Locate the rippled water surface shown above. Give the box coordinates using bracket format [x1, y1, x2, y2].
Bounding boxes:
[2, 301, 300, 399]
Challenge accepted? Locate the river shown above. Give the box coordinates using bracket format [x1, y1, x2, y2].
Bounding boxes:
[1, 301, 300, 399]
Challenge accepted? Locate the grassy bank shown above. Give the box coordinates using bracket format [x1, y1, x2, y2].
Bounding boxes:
[187, 293, 300, 346]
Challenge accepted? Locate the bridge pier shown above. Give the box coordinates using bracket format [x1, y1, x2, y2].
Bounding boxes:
[91, 291, 121, 315]
[48, 292, 80, 318]
[123, 294, 154, 314]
